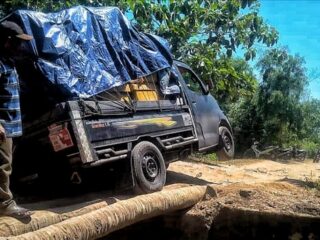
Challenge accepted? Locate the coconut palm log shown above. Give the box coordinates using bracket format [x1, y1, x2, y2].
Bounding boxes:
[0, 202, 109, 237]
[5, 185, 206, 240]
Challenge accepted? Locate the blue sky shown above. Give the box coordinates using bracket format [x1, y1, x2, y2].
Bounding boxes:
[258, 0, 320, 99]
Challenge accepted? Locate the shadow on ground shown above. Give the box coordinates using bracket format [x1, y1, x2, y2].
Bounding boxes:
[166, 171, 213, 186]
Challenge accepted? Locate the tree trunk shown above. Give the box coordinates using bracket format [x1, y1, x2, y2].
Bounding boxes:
[0, 202, 108, 237]
[6, 185, 206, 240]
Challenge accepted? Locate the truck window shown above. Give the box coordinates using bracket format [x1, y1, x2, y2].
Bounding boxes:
[178, 67, 203, 94]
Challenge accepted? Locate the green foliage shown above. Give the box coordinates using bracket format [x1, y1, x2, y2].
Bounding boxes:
[0, 0, 128, 16]
[299, 140, 319, 158]
[192, 152, 218, 165]
[300, 99, 320, 143]
[256, 48, 307, 145]
[228, 93, 264, 153]
[188, 55, 258, 104]
[124, 0, 278, 103]
[126, 0, 278, 58]
[229, 47, 315, 155]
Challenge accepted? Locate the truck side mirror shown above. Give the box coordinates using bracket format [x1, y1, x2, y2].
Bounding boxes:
[203, 84, 210, 95]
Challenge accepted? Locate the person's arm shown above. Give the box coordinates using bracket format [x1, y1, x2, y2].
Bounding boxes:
[0, 71, 6, 143]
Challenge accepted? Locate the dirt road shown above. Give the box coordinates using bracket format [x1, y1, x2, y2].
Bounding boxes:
[167, 158, 320, 215]
[2, 158, 320, 239]
[20, 158, 320, 213]
[169, 158, 320, 185]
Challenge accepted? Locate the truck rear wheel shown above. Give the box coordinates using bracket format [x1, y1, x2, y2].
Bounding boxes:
[217, 126, 234, 160]
[132, 141, 166, 193]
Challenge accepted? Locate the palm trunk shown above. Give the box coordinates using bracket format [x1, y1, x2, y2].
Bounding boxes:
[0, 202, 109, 237]
[6, 185, 206, 240]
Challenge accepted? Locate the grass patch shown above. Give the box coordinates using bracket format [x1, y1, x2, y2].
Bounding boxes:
[190, 152, 219, 165]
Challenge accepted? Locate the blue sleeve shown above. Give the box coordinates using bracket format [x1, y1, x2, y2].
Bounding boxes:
[0, 61, 9, 75]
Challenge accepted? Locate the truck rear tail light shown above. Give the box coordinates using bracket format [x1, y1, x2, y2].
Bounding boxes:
[48, 123, 74, 152]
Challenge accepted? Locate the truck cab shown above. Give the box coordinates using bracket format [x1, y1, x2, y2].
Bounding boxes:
[174, 61, 234, 158]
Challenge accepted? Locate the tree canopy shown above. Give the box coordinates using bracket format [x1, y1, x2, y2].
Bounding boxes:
[257, 48, 307, 143]
[229, 47, 319, 155]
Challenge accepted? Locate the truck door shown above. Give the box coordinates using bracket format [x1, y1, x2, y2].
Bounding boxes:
[176, 64, 220, 151]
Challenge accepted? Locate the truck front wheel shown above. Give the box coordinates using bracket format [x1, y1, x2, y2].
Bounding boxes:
[216, 126, 235, 160]
[132, 141, 166, 193]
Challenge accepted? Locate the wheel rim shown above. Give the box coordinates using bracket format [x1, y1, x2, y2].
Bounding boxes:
[142, 152, 159, 181]
[222, 131, 232, 151]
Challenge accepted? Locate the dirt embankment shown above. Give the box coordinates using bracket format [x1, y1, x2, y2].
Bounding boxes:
[169, 159, 320, 214]
[163, 159, 320, 240]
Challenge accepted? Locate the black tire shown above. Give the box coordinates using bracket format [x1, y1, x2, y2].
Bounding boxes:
[279, 152, 293, 161]
[132, 141, 166, 193]
[216, 126, 235, 160]
[243, 148, 256, 159]
[296, 152, 307, 162]
[270, 152, 277, 160]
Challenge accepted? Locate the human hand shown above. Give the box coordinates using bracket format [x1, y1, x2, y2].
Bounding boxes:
[0, 124, 6, 144]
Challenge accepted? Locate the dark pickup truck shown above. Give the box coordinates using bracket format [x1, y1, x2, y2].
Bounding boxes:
[5, 6, 234, 193]
[14, 60, 234, 193]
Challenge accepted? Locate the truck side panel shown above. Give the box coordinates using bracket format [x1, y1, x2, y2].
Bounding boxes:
[85, 113, 193, 142]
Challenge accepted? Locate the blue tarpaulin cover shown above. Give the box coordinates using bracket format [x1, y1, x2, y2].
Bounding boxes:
[5, 6, 173, 98]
